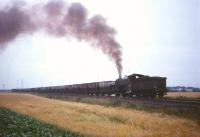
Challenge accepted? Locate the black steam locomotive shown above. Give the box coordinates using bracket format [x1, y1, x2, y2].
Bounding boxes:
[115, 74, 167, 98]
[12, 74, 167, 98]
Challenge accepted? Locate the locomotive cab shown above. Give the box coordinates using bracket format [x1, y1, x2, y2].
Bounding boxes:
[128, 74, 167, 98]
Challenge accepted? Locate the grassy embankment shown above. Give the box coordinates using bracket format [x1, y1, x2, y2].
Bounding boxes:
[0, 93, 200, 137]
[38, 92, 200, 123]
[0, 108, 83, 137]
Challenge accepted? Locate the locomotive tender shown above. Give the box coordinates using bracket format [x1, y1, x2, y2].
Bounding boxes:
[12, 74, 167, 98]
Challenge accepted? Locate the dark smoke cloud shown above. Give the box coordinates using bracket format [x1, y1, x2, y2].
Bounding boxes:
[0, 5, 35, 47]
[0, 0, 122, 77]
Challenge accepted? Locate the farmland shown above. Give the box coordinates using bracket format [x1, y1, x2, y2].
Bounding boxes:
[165, 92, 200, 100]
[0, 108, 82, 137]
[0, 93, 200, 137]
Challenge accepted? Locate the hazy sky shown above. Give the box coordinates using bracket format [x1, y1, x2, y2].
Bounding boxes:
[0, 0, 199, 88]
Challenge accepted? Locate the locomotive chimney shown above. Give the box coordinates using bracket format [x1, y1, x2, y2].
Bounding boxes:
[119, 74, 122, 79]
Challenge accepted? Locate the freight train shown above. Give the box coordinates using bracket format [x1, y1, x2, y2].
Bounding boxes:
[12, 74, 167, 98]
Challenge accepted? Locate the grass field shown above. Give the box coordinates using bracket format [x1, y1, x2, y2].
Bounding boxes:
[0, 108, 82, 137]
[0, 93, 200, 137]
[38, 92, 200, 123]
[165, 92, 200, 100]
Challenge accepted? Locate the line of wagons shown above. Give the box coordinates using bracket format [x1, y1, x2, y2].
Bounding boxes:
[12, 74, 167, 98]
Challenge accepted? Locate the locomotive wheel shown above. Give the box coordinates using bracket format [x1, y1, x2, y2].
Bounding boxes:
[158, 93, 164, 98]
[129, 93, 134, 97]
[150, 93, 157, 98]
[142, 94, 148, 97]
[122, 94, 127, 97]
[135, 93, 141, 97]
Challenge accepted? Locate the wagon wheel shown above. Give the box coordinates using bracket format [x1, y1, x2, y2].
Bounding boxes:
[116, 93, 120, 97]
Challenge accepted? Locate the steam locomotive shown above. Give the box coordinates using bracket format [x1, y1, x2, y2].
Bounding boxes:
[12, 74, 167, 98]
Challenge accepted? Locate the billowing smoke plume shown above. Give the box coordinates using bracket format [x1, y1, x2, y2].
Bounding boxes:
[0, 0, 122, 77]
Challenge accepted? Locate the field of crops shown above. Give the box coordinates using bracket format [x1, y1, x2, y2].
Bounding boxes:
[0, 93, 200, 137]
[166, 92, 200, 100]
[0, 108, 83, 137]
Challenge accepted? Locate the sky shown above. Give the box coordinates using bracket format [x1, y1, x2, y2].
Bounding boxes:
[0, 0, 199, 89]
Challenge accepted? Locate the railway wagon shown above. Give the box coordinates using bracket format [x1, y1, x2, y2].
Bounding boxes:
[64, 81, 115, 95]
[12, 81, 116, 95]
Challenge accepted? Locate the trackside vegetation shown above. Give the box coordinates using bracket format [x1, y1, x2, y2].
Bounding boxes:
[43, 94, 200, 124]
[0, 108, 84, 137]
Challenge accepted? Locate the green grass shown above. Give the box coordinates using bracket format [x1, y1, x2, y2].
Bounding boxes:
[0, 108, 84, 137]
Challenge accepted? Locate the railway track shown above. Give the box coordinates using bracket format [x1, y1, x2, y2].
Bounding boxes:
[76, 94, 200, 109]
[125, 97, 200, 109]
[32, 92, 200, 109]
